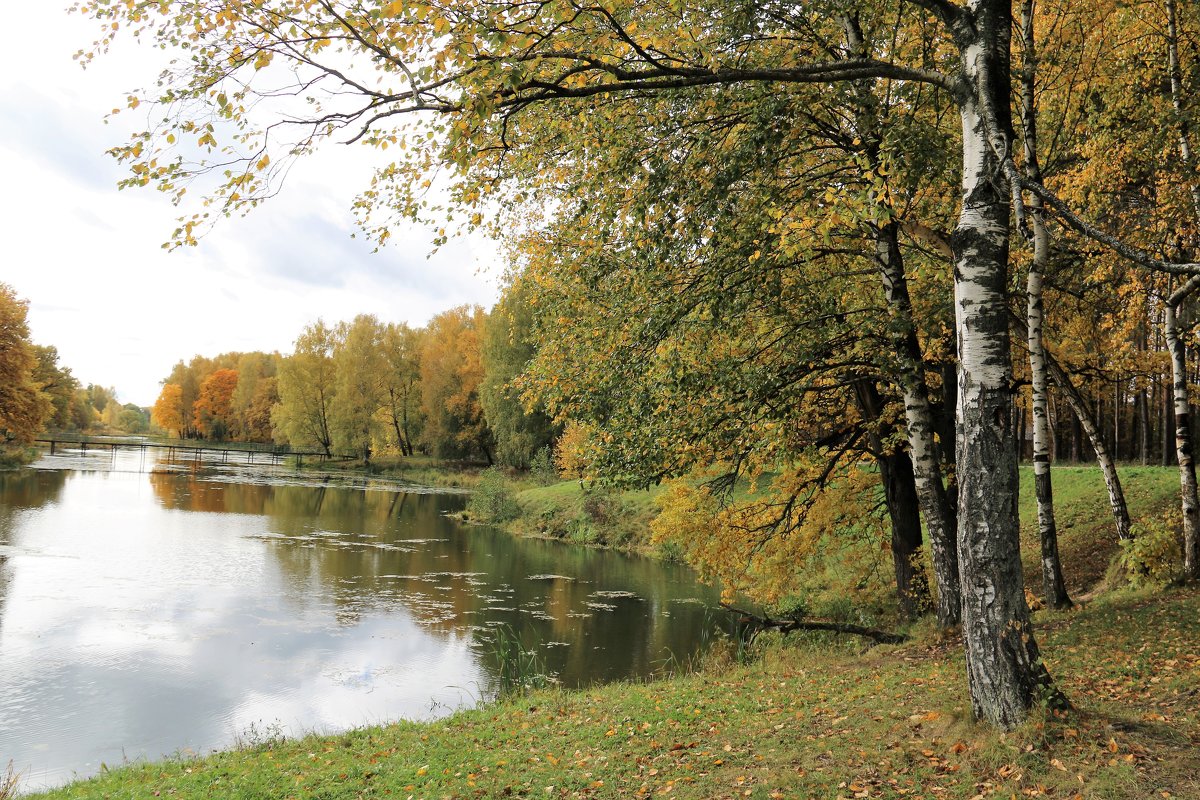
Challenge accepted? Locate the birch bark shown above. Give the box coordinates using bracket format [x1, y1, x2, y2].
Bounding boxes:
[951, 0, 1060, 727]
[1166, 279, 1200, 579]
[1018, 0, 1071, 609]
[875, 224, 962, 625]
[1166, 0, 1200, 580]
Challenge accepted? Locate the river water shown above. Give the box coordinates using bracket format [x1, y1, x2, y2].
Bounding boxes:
[0, 449, 728, 790]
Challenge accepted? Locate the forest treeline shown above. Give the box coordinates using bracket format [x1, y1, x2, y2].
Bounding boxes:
[149, 294, 556, 466]
[1, 282, 148, 455]
[69, 0, 1200, 728]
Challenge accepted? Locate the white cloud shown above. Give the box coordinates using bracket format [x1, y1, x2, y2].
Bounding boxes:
[0, 6, 500, 406]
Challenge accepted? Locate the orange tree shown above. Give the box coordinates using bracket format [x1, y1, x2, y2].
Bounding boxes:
[0, 283, 51, 447]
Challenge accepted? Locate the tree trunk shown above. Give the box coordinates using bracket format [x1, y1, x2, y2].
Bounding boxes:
[1166, 294, 1200, 579]
[1024, 211, 1071, 607]
[951, 2, 1060, 727]
[1019, 0, 1071, 609]
[1140, 385, 1150, 466]
[853, 380, 935, 618]
[878, 448, 934, 619]
[1071, 413, 1081, 463]
[837, 12, 960, 624]
[1113, 380, 1121, 463]
[389, 391, 409, 457]
[1161, 376, 1171, 470]
[1165, 0, 1200, 580]
[875, 224, 962, 626]
[401, 385, 415, 457]
[1036, 347, 1134, 541]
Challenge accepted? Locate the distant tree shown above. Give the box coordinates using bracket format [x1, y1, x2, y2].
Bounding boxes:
[116, 403, 151, 434]
[69, 388, 96, 431]
[273, 320, 337, 455]
[0, 283, 51, 446]
[420, 306, 493, 463]
[32, 345, 79, 430]
[193, 368, 240, 439]
[87, 384, 117, 415]
[481, 278, 558, 469]
[152, 383, 186, 437]
[100, 400, 123, 430]
[331, 315, 386, 462]
[230, 352, 278, 440]
[163, 361, 201, 438]
[242, 376, 279, 443]
[380, 322, 424, 456]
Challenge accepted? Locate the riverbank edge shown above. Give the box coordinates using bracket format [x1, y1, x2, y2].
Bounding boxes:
[28, 582, 1200, 800]
[0, 445, 38, 470]
[296, 456, 671, 559]
[296, 460, 1188, 593]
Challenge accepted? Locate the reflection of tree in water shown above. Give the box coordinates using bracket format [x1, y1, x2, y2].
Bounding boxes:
[0, 469, 71, 635]
[145, 472, 730, 687]
[0, 469, 69, 513]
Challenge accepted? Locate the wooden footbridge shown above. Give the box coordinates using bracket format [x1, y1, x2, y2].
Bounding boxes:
[35, 433, 347, 466]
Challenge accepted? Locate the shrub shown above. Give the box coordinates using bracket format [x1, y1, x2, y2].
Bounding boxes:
[466, 467, 520, 523]
[529, 446, 557, 485]
[1117, 513, 1182, 588]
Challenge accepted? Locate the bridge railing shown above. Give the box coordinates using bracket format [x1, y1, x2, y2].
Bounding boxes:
[36, 432, 334, 458]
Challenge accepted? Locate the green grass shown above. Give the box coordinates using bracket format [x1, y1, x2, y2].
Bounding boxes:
[509, 480, 667, 553]
[1017, 466, 1183, 592]
[35, 585, 1200, 799]
[297, 454, 493, 489]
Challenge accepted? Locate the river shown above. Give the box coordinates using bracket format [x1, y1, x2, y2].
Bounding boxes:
[0, 448, 728, 790]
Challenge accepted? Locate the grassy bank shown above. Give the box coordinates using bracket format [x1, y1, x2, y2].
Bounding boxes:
[505, 480, 669, 556]
[33, 584, 1200, 799]
[501, 465, 1187, 588]
[295, 455, 492, 490]
[0, 445, 38, 470]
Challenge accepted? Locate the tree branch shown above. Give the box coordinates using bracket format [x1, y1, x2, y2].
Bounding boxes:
[1021, 177, 1200, 277]
[721, 603, 909, 645]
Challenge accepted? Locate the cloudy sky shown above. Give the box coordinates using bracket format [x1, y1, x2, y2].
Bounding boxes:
[0, 5, 501, 406]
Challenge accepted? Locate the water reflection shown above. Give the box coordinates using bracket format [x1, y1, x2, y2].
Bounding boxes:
[0, 452, 728, 790]
[146, 469, 722, 683]
[0, 469, 69, 639]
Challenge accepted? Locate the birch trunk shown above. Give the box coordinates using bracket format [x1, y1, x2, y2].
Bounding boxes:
[853, 380, 935, 618]
[875, 224, 962, 626]
[1019, 0, 1071, 609]
[839, 9, 962, 625]
[1166, 0, 1200, 580]
[1166, 294, 1200, 579]
[1023, 338, 1134, 541]
[952, 3, 1059, 727]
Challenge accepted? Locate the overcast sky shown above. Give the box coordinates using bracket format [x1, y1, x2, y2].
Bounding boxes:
[0, 6, 501, 407]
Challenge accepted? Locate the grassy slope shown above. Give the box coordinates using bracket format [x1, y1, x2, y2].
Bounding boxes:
[1017, 466, 1181, 592]
[509, 481, 666, 554]
[509, 465, 1184, 590]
